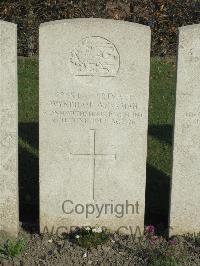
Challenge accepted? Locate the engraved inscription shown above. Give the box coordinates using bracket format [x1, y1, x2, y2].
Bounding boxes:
[185, 110, 200, 126]
[70, 129, 116, 200]
[70, 36, 120, 77]
[49, 92, 143, 126]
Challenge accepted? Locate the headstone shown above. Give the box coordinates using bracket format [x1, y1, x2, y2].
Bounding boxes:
[40, 19, 151, 234]
[170, 24, 200, 235]
[0, 21, 18, 237]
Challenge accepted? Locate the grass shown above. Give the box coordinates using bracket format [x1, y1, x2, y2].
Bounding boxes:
[18, 57, 39, 224]
[71, 226, 109, 248]
[18, 57, 39, 123]
[18, 56, 177, 229]
[0, 238, 26, 260]
[148, 57, 176, 175]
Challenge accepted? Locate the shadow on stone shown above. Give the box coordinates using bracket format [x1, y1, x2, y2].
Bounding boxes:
[148, 124, 173, 145]
[18, 122, 39, 233]
[145, 163, 171, 236]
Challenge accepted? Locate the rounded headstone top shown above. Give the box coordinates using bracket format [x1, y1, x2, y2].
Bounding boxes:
[39, 18, 150, 32]
[0, 20, 16, 27]
[179, 23, 200, 32]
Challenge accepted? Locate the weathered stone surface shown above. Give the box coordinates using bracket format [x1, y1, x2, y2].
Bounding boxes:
[0, 21, 18, 237]
[40, 18, 151, 234]
[170, 24, 200, 236]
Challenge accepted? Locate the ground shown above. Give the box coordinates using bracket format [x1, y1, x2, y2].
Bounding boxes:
[0, 228, 200, 265]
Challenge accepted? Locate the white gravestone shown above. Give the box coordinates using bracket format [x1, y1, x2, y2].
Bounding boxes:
[0, 21, 18, 237]
[170, 24, 200, 235]
[40, 19, 151, 234]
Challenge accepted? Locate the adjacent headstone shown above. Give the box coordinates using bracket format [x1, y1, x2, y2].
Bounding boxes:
[40, 19, 151, 234]
[0, 21, 18, 237]
[170, 24, 200, 235]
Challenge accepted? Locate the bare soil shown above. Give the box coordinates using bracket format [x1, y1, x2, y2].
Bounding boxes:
[0, 227, 200, 266]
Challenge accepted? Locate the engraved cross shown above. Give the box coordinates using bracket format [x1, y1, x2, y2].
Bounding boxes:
[70, 129, 117, 200]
